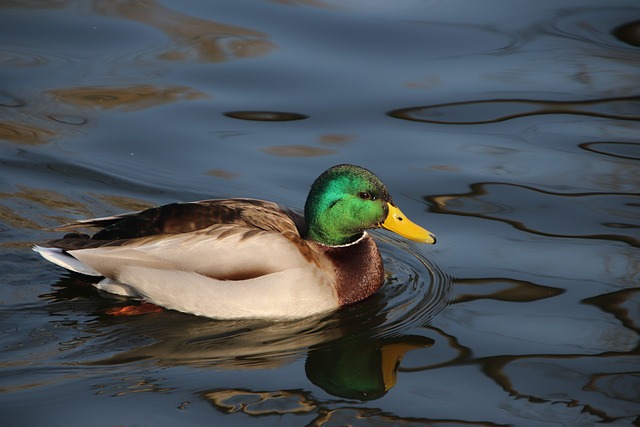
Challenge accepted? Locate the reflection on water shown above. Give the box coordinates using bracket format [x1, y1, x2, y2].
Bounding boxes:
[580, 141, 640, 161]
[317, 133, 354, 146]
[224, 111, 308, 121]
[1, 0, 640, 425]
[388, 96, 640, 125]
[306, 335, 433, 400]
[0, 186, 91, 235]
[259, 134, 358, 159]
[0, 90, 25, 107]
[0, 121, 58, 145]
[91, 0, 275, 63]
[48, 84, 207, 111]
[476, 352, 640, 423]
[395, 297, 640, 424]
[584, 288, 640, 337]
[613, 21, 640, 47]
[1, 83, 207, 147]
[206, 169, 240, 179]
[28, 232, 449, 401]
[202, 389, 317, 416]
[263, 145, 336, 157]
[451, 277, 564, 305]
[47, 114, 88, 126]
[427, 182, 640, 247]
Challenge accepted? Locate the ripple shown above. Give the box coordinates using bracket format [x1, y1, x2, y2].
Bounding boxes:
[427, 182, 640, 247]
[91, 0, 276, 63]
[47, 114, 89, 126]
[547, 8, 640, 49]
[366, 233, 450, 337]
[0, 50, 54, 68]
[388, 96, 640, 124]
[580, 141, 640, 161]
[224, 111, 308, 121]
[201, 389, 317, 415]
[0, 90, 26, 108]
[587, 372, 640, 403]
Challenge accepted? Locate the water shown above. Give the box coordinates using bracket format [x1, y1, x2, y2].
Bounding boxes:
[1, 1, 639, 425]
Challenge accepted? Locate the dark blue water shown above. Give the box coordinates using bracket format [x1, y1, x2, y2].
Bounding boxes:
[1, 1, 639, 425]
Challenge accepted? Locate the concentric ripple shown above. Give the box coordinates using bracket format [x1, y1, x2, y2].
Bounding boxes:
[349, 231, 451, 338]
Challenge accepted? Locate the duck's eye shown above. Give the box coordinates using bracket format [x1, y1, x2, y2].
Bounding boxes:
[359, 192, 375, 200]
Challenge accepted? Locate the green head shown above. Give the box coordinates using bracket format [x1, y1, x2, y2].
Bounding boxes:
[305, 164, 390, 246]
[304, 164, 436, 246]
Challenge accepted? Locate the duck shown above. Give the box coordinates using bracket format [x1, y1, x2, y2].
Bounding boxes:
[34, 164, 436, 319]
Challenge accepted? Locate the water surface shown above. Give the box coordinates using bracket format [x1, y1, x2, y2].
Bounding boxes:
[1, 1, 639, 426]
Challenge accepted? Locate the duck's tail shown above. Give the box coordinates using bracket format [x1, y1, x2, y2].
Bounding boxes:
[33, 245, 102, 276]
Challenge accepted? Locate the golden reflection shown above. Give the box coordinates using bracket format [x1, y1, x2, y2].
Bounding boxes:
[0, 205, 42, 231]
[0, 186, 97, 248]
[91, 194, 154, 213]
[271, 0, 338, 9]
[91, 0, 275, 62]
[0, 121, 58, 145]
[317, 133, 354, 146]
[201, 389, 317, 415]
[380, 341, 428, 391]
[47, 84, 207, 111]
[452, 278, 564, 304]
[263, 145, 336, 157]
[206, 169, 240, 179]
[0, 186, 157, 244]
[0, 186, 89, 227]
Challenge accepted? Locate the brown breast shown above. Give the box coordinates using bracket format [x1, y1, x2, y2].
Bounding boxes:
[311, 233, 385, 306]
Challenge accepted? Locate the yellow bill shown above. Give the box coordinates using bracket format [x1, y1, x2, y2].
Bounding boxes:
[381, 203, 436, 244]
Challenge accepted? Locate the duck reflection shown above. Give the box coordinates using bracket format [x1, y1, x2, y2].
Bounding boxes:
[41, 274, 434, 401]
[305, 334, 433, 401]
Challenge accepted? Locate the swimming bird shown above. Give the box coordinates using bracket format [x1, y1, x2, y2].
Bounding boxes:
[34, 164, 436, 319]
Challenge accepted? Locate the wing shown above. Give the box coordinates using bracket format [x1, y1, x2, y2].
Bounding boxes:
[49, 198, 306, 248]
[64, 224, 318, 280]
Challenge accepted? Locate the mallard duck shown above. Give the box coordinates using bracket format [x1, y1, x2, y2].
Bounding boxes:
[34, 164, 436, 319]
